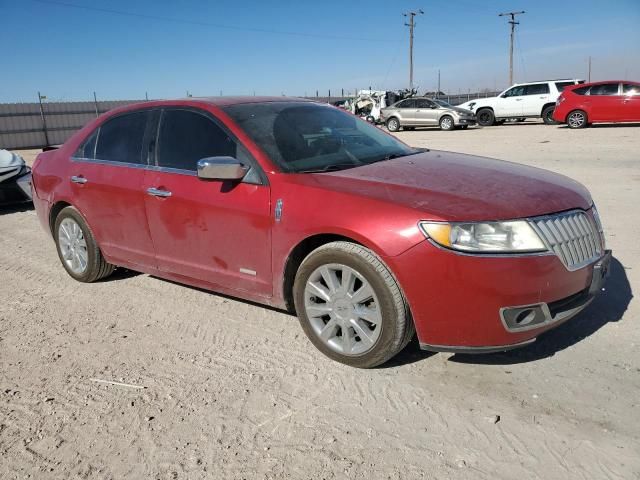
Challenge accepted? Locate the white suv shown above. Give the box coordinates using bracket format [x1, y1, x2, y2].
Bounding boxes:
[458, 79, 584, 126]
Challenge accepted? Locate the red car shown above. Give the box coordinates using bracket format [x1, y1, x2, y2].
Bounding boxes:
[31, 97, 611, 368]
[553, 80, 640, 128]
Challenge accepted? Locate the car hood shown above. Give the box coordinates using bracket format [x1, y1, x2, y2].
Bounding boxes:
[302, 151, 592, 221]
[446, 106, 474, 115]
[0, 149, 26, 183]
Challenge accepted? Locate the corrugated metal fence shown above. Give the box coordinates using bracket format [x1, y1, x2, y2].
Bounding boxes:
[0, 91, 502, 150]
[0, 100, 143, 150]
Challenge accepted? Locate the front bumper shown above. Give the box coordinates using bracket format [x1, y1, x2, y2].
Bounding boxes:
[454, 117, 477, 126]
[386, 240, 610, 353]
[0, 167, 32, 205]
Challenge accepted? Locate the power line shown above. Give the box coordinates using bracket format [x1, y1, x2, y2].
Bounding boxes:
[30, 0, 397, 43]
[498, 10, 525, 85]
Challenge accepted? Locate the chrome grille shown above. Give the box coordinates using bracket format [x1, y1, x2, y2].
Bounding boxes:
[531, 210, 602, 271]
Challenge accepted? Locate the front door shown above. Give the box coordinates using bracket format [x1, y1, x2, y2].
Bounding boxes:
[143, 108, 272, 296]
[496, 86, 525, 117]
[413, 99, 440, 125]
[69, 110, 156, 268]
[622, 83, 640, 121]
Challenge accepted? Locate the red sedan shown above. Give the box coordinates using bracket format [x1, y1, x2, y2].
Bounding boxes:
[31, 97, 610, 367]
[553, 80, 640, 128]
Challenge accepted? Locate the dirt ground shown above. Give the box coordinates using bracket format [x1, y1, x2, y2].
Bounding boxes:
[1, 122, 639, 479]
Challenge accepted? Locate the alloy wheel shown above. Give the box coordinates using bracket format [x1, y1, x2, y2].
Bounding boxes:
[304, 263, 382, 356]
[440, 117, 453, 130]
[58, 217, 88, 274]
[568, 111, 586, 128]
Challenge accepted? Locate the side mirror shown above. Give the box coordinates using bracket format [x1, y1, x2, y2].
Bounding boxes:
[197, 156, 249, 181]
[430, 104, 438, 109]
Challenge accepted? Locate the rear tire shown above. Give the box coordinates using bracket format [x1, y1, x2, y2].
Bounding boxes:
[542, 105, 557, 125]
[439, 115, 454, 131]
[567, 110, 588, 129]
[386, 117, 400, 132]
[54, 206, 115, 282]
[476, 108, 495, 126]
[293, 241, 414, 368]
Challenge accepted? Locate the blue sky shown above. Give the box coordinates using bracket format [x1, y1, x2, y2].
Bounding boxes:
[2, 0, 639, 102]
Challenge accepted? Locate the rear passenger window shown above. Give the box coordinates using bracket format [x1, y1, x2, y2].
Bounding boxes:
[555, 82, 575, 91]
[524, 84, 550, 95]
[589, 83, 620, 96]
[156, 109, 237, 171]
[74, 130, 98, 159]
[623, 84, 640, 95]
[397, 99, 416, 108]
[572, 86, 590, 95]
[95, 111, 149, 164]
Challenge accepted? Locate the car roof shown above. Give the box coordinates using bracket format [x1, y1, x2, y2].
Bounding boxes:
[512, 79, 582, 86]
[569, 80, 637, 87]
[104, 96, 317, 117]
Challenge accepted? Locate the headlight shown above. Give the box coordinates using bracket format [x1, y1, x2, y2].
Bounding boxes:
[419, 220, 547, 253]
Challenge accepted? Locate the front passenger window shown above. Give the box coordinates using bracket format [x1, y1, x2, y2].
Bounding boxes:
[156, 110, 237, 171]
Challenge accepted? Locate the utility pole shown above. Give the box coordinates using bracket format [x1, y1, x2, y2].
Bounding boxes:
[437, 69, 441, 98]
[404, 9, 424, 91]
[588, 56, 592, 82]
[498, 10, 525, 85]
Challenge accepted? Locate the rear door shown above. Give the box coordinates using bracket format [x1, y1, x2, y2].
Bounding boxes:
[521, 83, 551, 116]
[395, 99, 418, 123]
[587, 83, 622, 121]
[70, 110, 156, 268]
[496, 85, 525, 116]
[621, 83, 640, 121]
[142, 107, 272, 296]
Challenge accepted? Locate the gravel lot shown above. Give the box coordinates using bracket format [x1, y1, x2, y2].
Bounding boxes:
[1, 122, 639, 479]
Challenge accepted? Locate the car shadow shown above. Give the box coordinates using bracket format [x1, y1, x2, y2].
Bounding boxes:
[448, 256, 632, 365]
[557, 122, 640, 129]
[0, 202, 34, 215]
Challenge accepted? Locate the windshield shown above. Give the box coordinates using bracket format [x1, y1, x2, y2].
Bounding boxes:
[433, 99, 452, 108]
[223, 102, 416, 173]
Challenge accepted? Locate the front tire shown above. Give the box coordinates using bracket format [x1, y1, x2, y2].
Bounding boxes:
[567, 110, 588, 129]
[542, 105, 557, 125]
[293, 241, 414, 368]
[476, 108, 495, 126]
[54, 206, 115, 282]
[439, 115, 454, 131]
[386, 117, 400, 132]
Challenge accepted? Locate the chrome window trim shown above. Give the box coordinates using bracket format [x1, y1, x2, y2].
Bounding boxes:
[71, 156, 197, 176]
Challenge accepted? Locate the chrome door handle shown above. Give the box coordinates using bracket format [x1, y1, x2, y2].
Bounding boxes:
[146, 187, 172, 198]
[70, 175, 87, 184]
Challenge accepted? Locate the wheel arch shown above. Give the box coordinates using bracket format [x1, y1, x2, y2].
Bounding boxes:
[282, 233, 364, 312]
[49, 200, 73, 235]
[540, 102, 556, 116]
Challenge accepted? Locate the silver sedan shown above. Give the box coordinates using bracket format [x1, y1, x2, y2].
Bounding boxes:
[380, 98, 476, 131]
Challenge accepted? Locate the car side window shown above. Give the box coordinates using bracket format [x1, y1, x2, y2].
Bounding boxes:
[572, 86, 590, 95]
[623, 84, 640, 96]
[503, 86, 525, 97]
[94, 111, 149, 164]
[397, 99, 416, 108]
[524, 84, 550, 95]
[555, 81, 575, 92]
[74, 129, 98, 159]
[415, 99, 433, 108]
[589, 83, 620, 96]
[156, 109, 238, 171]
